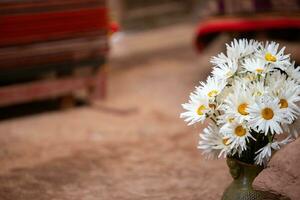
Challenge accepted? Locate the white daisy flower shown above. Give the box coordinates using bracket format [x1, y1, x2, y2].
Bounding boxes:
[248, 80, 268, 101]
[242, 58, 269, 75]
[267, 70, 288, 95]
[276, 82, 300, 123]
[220, 122, 255, 152]
[278, 135, 294, 146]
[257, 41, 290, 70]
[197, 76, 226, 100]
[254, 143, 273, 166]
[237, 73, 258, 86]
[217, 113, 236, 125]
[226, 38, 260, 59]
[283, 116, 300, 138]
[212, 59, 238, 80]
[181, 38, 298, 165]
[285, 61, 300, 83]
[248, 98, 284, 135]
[198, 123, 232, 159]
[180, 92, 210, 125]
[216, 82, 235, 104]
[222, 87, 254, 123]
[210, 52, 229, 66]
[255, 136, 294, 166]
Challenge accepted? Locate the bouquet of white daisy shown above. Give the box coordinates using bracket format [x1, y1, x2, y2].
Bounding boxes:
[181, 39, 300, 166]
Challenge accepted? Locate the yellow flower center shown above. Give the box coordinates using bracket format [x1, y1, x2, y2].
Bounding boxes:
[265, 53, 277, 62]
[279, 99, 288, 109]
[234, 125, 246, 137]
[208, 90, 218, 97]
[226, 71, 233, 77]
[246, 74, 255, 81]
[261, 107, 274, 120]
[253, 91, 262, 96]
[255, 68, 264, 73]
[209, 103, 216, 110]
[228, 118, 235, 123]
[197, 105, 206, 115]
[222, 138, 230, 146]
[238, 103, 249, 115]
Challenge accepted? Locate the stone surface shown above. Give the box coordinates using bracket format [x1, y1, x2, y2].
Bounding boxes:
[253, 138, 300, 200]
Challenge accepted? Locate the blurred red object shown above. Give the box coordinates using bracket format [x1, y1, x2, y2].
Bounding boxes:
[195, 15, 300, 52]
[0, 8, 108, 47]
[109, 21, 120, 34]
[0, 0, 109, 107]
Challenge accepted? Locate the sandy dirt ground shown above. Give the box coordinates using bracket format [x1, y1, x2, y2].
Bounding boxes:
[0, 24, 231, 200]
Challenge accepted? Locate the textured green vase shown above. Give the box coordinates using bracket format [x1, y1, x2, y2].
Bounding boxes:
[221, 158, 267, 200]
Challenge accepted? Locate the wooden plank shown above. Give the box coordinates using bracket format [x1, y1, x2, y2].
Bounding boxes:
[0, 35, 108, 70]
[0, 75, 93, 107]
[89, 65, 107, 100]
[0, 34, 108, 58]
[0, 58, 106, 84]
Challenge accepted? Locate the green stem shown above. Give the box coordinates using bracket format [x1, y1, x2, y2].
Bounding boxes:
[267, 133, 273, 143]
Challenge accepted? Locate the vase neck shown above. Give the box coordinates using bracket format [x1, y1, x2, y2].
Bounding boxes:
[235, 165, 262, 184]
[227, 158, 263, 184]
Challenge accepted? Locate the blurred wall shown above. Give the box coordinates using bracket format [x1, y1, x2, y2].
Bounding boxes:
[109, 0, 198, 30]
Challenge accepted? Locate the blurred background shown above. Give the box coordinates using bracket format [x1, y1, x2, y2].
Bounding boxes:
[0, 0, 299, 199]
